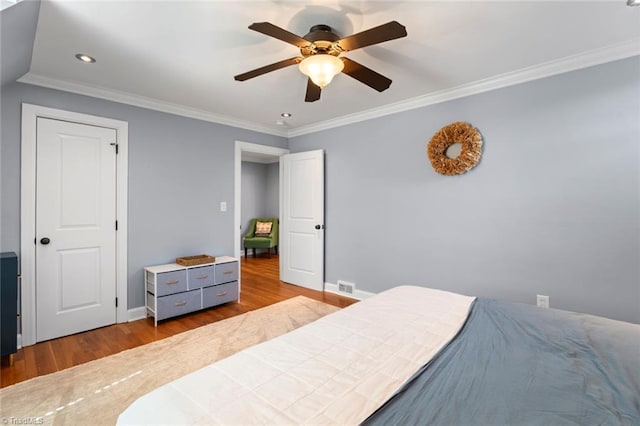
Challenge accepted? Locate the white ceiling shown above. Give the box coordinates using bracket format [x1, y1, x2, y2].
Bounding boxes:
[19, 1, 640, 137]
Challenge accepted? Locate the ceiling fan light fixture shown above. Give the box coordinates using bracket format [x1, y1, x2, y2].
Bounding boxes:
[298, 54, 344, 88]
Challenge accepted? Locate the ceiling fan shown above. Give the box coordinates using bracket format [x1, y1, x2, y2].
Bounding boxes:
[234, 21, 407, 102]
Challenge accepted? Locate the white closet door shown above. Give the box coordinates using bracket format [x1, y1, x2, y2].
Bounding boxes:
[36, 117, 117, 342]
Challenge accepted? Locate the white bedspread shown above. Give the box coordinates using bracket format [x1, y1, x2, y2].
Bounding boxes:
[118, 286, 475, 425]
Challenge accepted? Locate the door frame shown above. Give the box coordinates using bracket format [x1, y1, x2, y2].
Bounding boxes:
[20, 103, 129, 346]
[233, 141, 289, 260]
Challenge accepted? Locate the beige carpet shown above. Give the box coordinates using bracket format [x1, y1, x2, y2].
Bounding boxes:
[0, 296, 339, 425]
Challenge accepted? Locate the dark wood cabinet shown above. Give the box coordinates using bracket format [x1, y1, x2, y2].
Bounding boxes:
[1, 252, 18, 358]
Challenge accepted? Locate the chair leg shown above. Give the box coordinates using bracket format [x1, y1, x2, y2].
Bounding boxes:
[244, 247, 247, 259]
[275, 245, 278, 255]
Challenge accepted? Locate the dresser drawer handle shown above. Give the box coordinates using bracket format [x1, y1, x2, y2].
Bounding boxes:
[223, 271, 233, 275]
[196, 275, 209, 279]
[216, 291, 228, 297]
[174, 301, 187, 307]
[165, 280, 179, 285]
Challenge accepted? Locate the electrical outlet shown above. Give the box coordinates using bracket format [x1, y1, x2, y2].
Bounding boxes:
[537, 294, 549, 308]
[220, 201, 227, 212]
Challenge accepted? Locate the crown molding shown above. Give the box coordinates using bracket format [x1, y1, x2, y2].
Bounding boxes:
[287, 38, 640, 138]
[16, 72, 288, 137]
[17, 38, 640, 140]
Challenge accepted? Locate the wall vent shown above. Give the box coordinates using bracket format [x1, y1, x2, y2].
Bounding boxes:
[337, 280, 355, 295]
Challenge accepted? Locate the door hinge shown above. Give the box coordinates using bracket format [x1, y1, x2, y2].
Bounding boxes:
[115, 220, 118, 231]
[115, 297, 118, 308]
[110, 142, 119, 154]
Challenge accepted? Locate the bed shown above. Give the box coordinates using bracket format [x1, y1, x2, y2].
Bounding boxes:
[118, 286, 640, 425]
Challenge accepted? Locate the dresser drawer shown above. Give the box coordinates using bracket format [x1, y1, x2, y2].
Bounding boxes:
[155, 270, 187, 296]
[188, 265, 215, 289]
[156, 289, 201, 321]
[203, 281, 238, 308]
[215, 261, 238, 284]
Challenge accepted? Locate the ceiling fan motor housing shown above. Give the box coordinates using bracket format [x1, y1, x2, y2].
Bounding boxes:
[301, 25, 342, 57]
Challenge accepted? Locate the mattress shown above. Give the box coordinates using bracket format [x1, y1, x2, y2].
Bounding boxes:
[118, 286, 475, 425]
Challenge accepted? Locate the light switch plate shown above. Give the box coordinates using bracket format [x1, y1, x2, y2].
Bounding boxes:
[220, 201, 227, 212]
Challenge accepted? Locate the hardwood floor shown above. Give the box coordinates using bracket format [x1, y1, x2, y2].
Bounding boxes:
[0, 255, 357, 388]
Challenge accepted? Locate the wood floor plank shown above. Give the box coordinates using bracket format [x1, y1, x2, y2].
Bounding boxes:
[0, 255, 356, 387]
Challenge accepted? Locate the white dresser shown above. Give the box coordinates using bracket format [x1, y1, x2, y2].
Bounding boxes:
[145, 256, 239, 326]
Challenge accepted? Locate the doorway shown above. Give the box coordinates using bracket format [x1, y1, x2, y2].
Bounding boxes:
[234, 142, 326, 292]
[20, 104, 128, 346]
[234, 142, 289, 262]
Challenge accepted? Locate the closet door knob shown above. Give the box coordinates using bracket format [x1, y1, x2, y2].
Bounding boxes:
[40, 237, 51, 245]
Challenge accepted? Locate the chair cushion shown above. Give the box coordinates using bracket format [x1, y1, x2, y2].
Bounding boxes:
[243, 237, 276, 249]
[255, 221, 272, 237]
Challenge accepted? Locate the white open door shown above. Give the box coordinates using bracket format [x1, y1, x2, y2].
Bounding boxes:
[280, 150, 324, 291]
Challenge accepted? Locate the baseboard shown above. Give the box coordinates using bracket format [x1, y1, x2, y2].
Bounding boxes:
[127, 306, 147, 322]
[15, 311, 145, 349]
[324, 282, 376, 300]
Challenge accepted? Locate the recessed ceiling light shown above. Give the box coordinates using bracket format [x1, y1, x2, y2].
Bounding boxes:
[628, 0, 640, 6]
[75, 53, 96, 63]
[280, 113, 292, 117]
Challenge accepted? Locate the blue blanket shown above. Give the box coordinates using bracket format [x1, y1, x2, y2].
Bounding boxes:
[363, 299, 640, 425]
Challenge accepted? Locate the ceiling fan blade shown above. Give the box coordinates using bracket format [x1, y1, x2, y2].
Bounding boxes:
[248, 22, 310, 48]
[305, 78, 321, 102]
[341, 57, 392, 92]
[336, 21, 407, 52]
[234, 57, 302, 81]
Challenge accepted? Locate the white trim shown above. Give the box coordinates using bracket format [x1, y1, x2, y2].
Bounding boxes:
[20, 103, 129, 346]
[289, 39, 640, 137]
[233, 141, 289, 260]
[127, 306, 147, 322]
[17, 333, 22, 350]
[324, 282, 375, 301]
[17, 73, 288, 138]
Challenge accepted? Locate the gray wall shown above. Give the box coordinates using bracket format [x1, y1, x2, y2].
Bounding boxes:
[265, 163, 280, 219]
[0, 82, 287, 309]
[241, 162, 268, 241]
[0, 0, 40, 87]
[240, 161, 279, 249]
[289, 57, 640, 324]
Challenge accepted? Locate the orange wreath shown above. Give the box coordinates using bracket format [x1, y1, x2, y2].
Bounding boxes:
[427, 121, 483, 176]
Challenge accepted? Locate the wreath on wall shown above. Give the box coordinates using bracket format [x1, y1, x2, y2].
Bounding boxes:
[427, 121, 483, 176]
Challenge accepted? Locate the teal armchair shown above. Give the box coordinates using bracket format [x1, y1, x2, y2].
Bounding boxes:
[243, 218, 279, 258]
